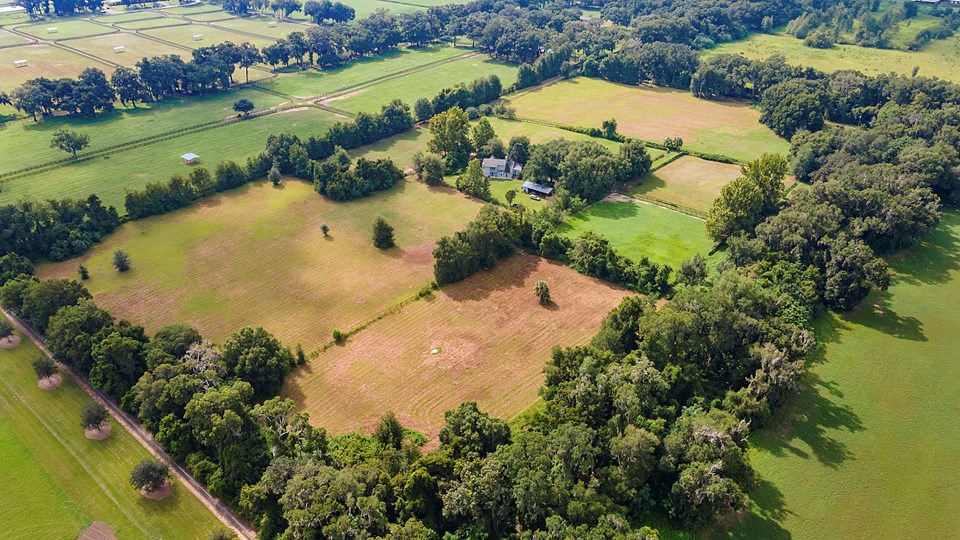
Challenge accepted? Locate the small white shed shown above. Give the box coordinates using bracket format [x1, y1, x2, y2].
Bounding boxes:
[13, 59, 28, 68]
[267, 21, 277, 27]
[46, 27, 58, 33]
[113, 46, 125, 53]
[192, 34, 204, 41]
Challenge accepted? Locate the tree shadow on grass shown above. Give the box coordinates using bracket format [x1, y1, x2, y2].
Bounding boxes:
[714, 478, 793, 540]
[442, 253, 541, 303]
[887, 212, 960, 287]
[851, 291, 926, 342]
[754, 370, 863, 470]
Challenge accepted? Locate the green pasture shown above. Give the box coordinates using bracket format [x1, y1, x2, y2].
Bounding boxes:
[210, 17, 308, 39]
[16, 19, 114, 40]
[164, 4, 224, 15]
[0, 107, 336, 209]
[707, 210, 960, 539]
[0, 87, 285, 176]
[182, 10, 235, 22]
[62, 33, 186, 68]
[334, 55, 518, 113]
[559, 200, 714, 269]
[889, 14, 942, 49]
[142, 23, 275, 49]
[260, 44, 466, 98]
[708, 32, 960, 83]
[0, 44, 106, 92]
[115, 17, 186, 31]
[506, 78, 788, 163]
[92, 11, 167, 23]
[0, 320, 223, 539]
[0, 28, 27, 46]
[484, 117, 624, 152]
[339, 0, 423, 18]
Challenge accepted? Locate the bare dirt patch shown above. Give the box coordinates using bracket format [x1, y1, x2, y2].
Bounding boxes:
[141, 480, 172, 501]
[37, 373, 62, 390]
[284, 253, 632, 441]
[84, 423, 112, 440]
[78, 521, 117, 540]
[320, 88, 364, 105]
[0, 334, 20, 348]
[602, 192, 635, 203]
[275, 106, 309, 114]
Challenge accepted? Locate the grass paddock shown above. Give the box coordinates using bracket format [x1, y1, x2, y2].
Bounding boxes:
[0, 44, 104, 93]
[630, 156, 743, 212]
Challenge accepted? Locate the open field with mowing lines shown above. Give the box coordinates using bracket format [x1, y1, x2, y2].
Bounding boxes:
[0, 106, 337, 208]
[709, 32, 960, 83]
[142, 23, 275, 49]
[283, 253, 631, 440]
[506, 78, 789, 162]
[485, 117, 626, 152]
[0, 87, 284, 175]
[210, 17, 308, 39]
[16, 19, 114, 40]
[338, 0, 423, 18]
[630, 156, 742, 213]
[183, 10, 237, 22]
[260, 43, 466, 98]
[700, 210, 960, 539]
[115, 17, 190, 31]
[0, 319, 223, 539]
[334, 55, 518, 113]
[92, 11, 167, 23]
[39, 180, 483, 350]
[0, 44, 106, 92]
[59, 32, 185, 68]
[559, 200, 714, 269]
[0, 28, 27, 46]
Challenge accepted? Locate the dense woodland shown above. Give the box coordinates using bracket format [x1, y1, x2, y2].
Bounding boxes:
[1, 0, 959, 537]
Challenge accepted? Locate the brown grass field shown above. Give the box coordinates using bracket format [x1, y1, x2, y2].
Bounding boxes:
[630, 156, 743, 212]
[505, 78, 790, 162]
[39, 180, 483, 351]
[0, 44, 106, 92]
[283, 253, 632, 440]
[142, 23, 275, 49]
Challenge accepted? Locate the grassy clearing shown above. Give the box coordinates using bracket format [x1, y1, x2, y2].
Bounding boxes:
[0, 28, 27, 46]
[889, 14, 942, 49]
[0, 88, 285, 175]
[708, 32, 960, 83]
[506, 78, 789, 162]
[0, 44, 106, 93]
[339, 0, 422, 18]
[629, 156, 742, 213]
[0, 107, 336, 208]
[115, 17, 186, 31]
[66, 33, 185, 68]
[702, 210, 960, 539]
[0, 318, 223, 539]
[559, 200, 714, 269]
[210, 17, 308, 39]
[39, 179, 483, 350]
[142, 23, 275, 49]
[260, 44, 465, 98]
[284, 253, 631, 440]
[484, 117, 625, 152]
[92, 11, 167, 23]
[182, 10, 235, 22]
[164, 4, 224, 15]
[15, 19, 113, 39]
[488, 179, 553, 210]
[333, 55, 518, 113]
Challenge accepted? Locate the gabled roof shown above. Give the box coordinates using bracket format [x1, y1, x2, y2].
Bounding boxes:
[181, 153, 200, 160]
[481, 157, 509, 168]
[522, 181, 554, 195]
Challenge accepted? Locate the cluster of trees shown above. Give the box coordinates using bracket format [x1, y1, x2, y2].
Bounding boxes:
[0, 196, 120, 262]
[313, 149, 404, 201]
[595, 42, 700, 90]
[15, 0, 102, 17]
[8, 44, 263, 121]
[523, 138, 653, 203]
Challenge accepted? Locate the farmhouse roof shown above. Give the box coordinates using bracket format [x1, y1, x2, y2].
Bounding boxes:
[181, 153, 200, 160]
[481, 157, 509, 168]
[522, 181, 554, 195]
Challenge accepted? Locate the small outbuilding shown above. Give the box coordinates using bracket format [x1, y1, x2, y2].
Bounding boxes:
[192, 34, 204, 41]
[522, 181, 554, 197]
[13, 59, 28, 68]
[268, 21, 278, 27]
[113, 46, 125, 53]
[46, 27, 58, 33]
[181, 152, 200, 164]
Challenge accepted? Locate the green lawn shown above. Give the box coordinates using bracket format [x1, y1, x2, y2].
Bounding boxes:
[334, 56, 518, 113]
[338, 0, 423, 18]
[708, 32, 960, 83]
[142, 23, 275, 49]
[559, 200, 714, 269]
[0, 28, 27, 46]
[91, 11, 167, 23]
[506, 78, 788, 163]
[260, 44, 466, 98]
[705, 210, 960, 539]
[0, 319, 223, 539]
[66, 32, 186, 68]
[0, 107, 337, 209]
[0, 88, 285, 175]
[16, 19, 114, 39]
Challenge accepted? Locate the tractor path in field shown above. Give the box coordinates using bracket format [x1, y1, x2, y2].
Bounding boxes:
[0, 307, 258, 540]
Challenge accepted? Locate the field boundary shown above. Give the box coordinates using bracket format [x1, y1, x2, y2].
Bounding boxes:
[648, 151, 685, 172]
[0, 307, 258, 540]
[622, 192, 708, 220]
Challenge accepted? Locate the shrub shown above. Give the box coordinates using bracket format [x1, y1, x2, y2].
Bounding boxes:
[113, 250, 131, 272]
[130, 458, 169, 493]
[534, 280, 551, 305]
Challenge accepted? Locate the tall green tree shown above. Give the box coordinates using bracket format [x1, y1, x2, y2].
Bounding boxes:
[50, 129, 90, 159]
[455, 159, 491, 201]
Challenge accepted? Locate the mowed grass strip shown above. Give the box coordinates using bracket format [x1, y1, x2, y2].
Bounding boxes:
[559, 200, 714, 269]
[0, 106, 336, 208]
[39, 179, 483, 350]
[710, 210, 960, 540]
[0, 87, 285, 175]
[0, 320, 223, 539]
[260, 44, 465, 98]
[506, 78, 789, 162]
[284, 253, 632, 440]
[708, 32, 960, 83]
[66, 32, 185, 68]
[332, 55, 518, 113]
[0, 44, 106, 93]
[629, 156, 742, 213]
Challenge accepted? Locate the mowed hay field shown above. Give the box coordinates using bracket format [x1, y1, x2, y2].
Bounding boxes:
[67, 32, 185, 68]
[0, 44, 105, 92]
[709, 32, 960, 83]
[0, 106, 338, 208]
[560, 200, 714, 269]
[630, 156, 743, 213]
[0, 320, 223, 539]
[333, 55, 518, 113]
[706, 210, 960, 539]
[39, 180, 483, 351]
[506, 78, 789, 162]
[284, 254, 632, 440]
[142, 24, 275, 49]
